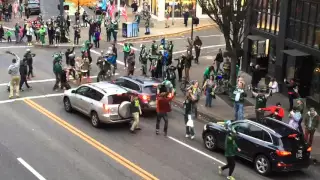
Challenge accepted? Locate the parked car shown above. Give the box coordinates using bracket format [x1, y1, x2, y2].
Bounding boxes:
[27, 0, 41, 15]
[63, 82, 133, 128]
[202, 118, 311, 176]
[112, 76, 160, 111]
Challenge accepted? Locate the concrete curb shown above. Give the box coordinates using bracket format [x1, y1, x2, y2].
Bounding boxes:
[118, 24, 217, 43]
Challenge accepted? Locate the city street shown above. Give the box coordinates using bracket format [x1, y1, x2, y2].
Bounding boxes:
[0, 25, 319, 180]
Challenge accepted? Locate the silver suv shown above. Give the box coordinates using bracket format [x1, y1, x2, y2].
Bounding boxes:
[63, 82, 133, 128]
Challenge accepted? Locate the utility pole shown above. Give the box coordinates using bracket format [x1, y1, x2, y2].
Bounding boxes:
[171, 0, 175, 25]
[190, 0, 197, 40]
[59, 0, 68, 43]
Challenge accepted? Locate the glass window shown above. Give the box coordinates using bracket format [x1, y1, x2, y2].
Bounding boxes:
[108, 94, 131, 104]
[143, 86, 157, 94]
[232, 122, 250, 135]
[165, 0, 196, 17]
[248, 125, 264, 140]
[151, 0, 158, 16]
[87, 89, 104, 101]
[126, 81, 140, 91]
[310, 64, 320, 102]
[76, 86, 90, 96]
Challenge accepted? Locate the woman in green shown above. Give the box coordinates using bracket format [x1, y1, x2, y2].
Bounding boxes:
[39, 26, 46, 45]
[218, 128, 241, 180]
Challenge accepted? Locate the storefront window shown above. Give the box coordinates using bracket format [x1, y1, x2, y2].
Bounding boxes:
[165, 0, 196, 17]
[151, 0, 158, 16]
[311, 64, 320, 102]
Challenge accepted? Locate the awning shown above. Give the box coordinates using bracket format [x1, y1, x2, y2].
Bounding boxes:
[247, 35, 266, 41]
[282, 49, 310, 57]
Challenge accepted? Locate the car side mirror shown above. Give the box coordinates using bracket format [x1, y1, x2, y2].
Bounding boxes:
[71, 90, 76, 93]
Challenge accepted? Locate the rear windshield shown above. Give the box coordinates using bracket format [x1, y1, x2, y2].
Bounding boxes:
[108, 94, 130, 104]
[143, 86, 157, 94]
[261, 118, 298, 136]
[281, 134, 305, 150]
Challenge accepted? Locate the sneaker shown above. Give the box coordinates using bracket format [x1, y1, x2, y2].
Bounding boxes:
[191, 135, 195, 140]
[185, 134, 190, 138]
[156, 130, 159, 135]
[218, 166, 222, 175]
[227, 176, 235, 180]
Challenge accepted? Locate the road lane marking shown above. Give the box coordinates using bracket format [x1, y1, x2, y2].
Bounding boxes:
[129, 34, 224, 43]
[173, 44, 226, 55]
[0, 45, 32, 49]
[90, 49, 126, 66]
[23, 99, 159, 180]
[168, 136, 226, 165]
[0, 73, 120, 86]
[17, 157, 46, 180]
[0, 93, 64, 104]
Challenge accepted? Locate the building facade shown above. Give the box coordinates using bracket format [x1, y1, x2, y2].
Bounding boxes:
[242, 0, 320, 107]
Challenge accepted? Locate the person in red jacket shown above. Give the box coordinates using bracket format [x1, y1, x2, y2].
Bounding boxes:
[156, 92, 174, 136]
[259, 102, 285, 121]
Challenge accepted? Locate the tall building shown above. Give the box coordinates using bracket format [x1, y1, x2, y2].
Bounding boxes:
[242, 0, 320, 107]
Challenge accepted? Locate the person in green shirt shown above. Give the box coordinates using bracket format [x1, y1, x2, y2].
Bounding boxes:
[251, 87, 271, 122]
[219, 129, 241, 180]
[202, 65, 214, 86]
[5, 29, 13, 42]
[123, 43, 131, 68]
[14, 23, 19, 43]
[52, 53, 63, 91]
[39, 26, 46, 45]
[130, 95, 142, 134]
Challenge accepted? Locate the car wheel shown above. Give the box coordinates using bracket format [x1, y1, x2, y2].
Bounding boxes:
[204, 132, 217, 151]
[254, 155, 271, 176]
[63, 97, 73, 112]
[91, 111, 101, 128]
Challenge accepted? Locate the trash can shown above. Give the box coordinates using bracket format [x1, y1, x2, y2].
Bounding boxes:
[122, 22, 139, 38]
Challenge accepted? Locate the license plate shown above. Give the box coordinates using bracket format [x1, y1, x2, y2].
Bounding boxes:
[149, 101, 156, 106]
[296, 150, 303, 159]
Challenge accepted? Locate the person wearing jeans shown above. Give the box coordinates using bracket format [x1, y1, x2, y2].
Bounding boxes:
[303, 107, 320, 145]
[232, 82, 247, 120]
[202, 75, 216, 107]
[130, 95, 142, 133]
[184, 89, 195, 139]
[156, 92, 174, 136]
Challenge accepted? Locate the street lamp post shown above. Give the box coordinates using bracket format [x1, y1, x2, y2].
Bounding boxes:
[172, 0, 175, 25]
[59, 0, 68, 43]
[190, 0, 197, 40]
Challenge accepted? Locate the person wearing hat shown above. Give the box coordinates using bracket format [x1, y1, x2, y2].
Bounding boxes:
[218, 128, 241, 180]
[259, 102, 285, 121]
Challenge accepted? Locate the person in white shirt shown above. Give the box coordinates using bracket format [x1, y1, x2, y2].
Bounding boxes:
[268, 78, 279, 94]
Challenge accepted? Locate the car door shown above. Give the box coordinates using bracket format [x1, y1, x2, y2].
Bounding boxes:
[73, 86, 90, 111]
[244, 124, 269, 161]
[74, 86, 92, 115]
[78, 88, 104, 116]
[231, 122, 251, 159]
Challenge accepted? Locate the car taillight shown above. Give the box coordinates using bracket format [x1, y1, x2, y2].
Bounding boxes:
[276, 150, 292, 156]
[139, 94, 150, 102]
[288, 134, 297, 138]
[307, 147, 312, 152]
[103, 104, 110, 113]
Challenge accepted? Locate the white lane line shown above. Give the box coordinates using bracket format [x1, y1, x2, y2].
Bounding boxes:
[17, 158, 47, 180]
[0, 73, 120, 87]
[0, 93, 64, 104]
[129, 34, 224, 43]
[90, 49, 126, 66]
[168, 136, 226, 165]
[0, 45, 33, 49]
[173, 44, 226, 55]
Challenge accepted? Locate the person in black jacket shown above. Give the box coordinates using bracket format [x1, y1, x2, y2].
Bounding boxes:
[19, 59, 31, 91]
[176, 55, 185, 82]
[65, 47, 75, 65]
[215, 49, 224, 71]
[184, 49, 193, 82]
[249, 62, 261, 97]
[60, 69, 71, 90]
[193, 36, 202, 64]
[285, 78, 299, 111]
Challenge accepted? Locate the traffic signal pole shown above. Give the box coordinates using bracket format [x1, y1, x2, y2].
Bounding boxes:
[59, 0, 68, 43]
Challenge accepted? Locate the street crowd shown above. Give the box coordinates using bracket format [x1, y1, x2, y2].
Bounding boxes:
[2, 1, 320, 180]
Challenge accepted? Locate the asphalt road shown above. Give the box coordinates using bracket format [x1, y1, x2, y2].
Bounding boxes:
[0, 27, 319, 179]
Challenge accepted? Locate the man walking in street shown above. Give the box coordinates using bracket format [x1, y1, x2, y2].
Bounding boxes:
[130, 95, 142, 134]
[219, 128, 241, 180]
[156, 91, 174, 136]
[19, 59, 31, 91]
[8, 55, 21, 99]
[193, 36, 202, 64]
[304, 107, 320, 146]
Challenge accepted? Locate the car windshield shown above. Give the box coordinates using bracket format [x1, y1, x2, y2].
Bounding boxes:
[143, 86, 157, 94]
[28, 3, 39, 7]
[261, 118, 298, 137]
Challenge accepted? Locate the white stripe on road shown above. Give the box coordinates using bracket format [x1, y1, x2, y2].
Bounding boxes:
[90, 49, 126, 66]
[129, 34, 224, 43]
[168, 136, 226, 165]
[17, 157, 47, 180]
[173, 44, 226, 55]
[0, 45, 32, 49]
[0, 73, 120, 86]
[0, 93, 64, 104]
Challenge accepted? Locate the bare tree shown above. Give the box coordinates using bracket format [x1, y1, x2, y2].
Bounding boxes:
[197, 0, 251, 86]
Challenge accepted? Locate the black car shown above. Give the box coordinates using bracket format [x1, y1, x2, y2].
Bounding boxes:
[202, 118, 311, 176]
[112, 76, 161, 111]
[27, 0, 41, 15]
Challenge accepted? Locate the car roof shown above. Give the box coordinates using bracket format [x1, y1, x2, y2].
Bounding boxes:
[87, 82, 128, 95]
[120, 76, 161, 86]
[233, 118, 298, 138]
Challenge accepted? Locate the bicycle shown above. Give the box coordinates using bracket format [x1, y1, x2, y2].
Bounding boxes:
[180, 77, 198, 95]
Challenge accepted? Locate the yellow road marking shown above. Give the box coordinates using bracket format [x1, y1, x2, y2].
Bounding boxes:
[24, 99, 159, 180]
